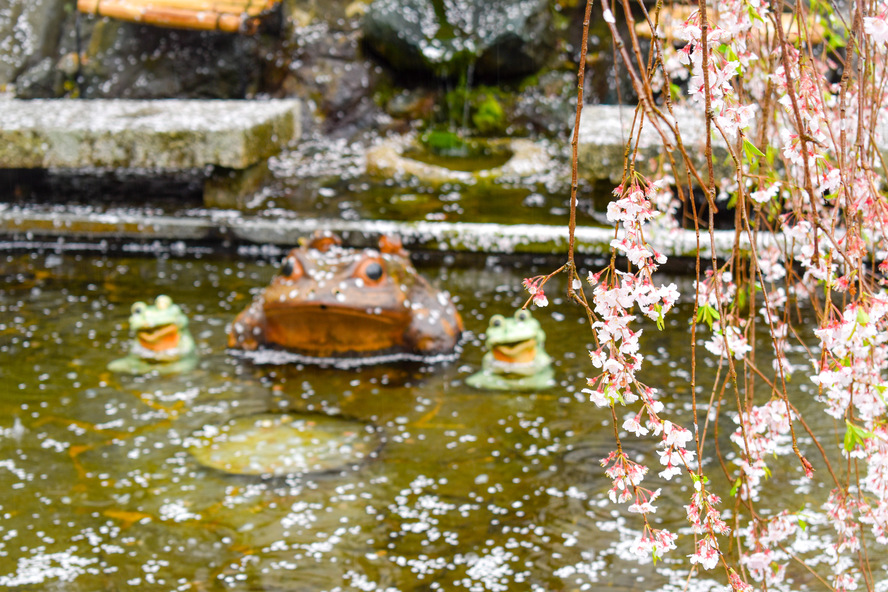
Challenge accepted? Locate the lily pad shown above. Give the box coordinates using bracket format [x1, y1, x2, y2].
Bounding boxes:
[189, 413, 384, 477]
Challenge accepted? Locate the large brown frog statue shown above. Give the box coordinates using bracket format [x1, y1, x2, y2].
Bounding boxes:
[228, 233, 463, 360]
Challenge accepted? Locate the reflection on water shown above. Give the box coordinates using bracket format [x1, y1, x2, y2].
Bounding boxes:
[0, 249, 825, 590]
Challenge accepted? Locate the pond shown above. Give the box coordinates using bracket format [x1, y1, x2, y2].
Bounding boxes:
[0, 247, 835, 590]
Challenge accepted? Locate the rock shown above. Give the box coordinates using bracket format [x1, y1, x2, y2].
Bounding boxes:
[13, 57, 65, 97]
[362, 0, 555, 79]
[511, 70, 576, 137]
[73, 22, 263, 98]
[12, 8, 284, 99]
[0, 0, 68, 88]
[278, 21, 391, 138]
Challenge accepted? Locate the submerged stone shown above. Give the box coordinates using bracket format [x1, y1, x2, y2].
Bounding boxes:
[362, 0, 554, 79]
[365, 135, 552, 186]
[188, 412, 385, 476]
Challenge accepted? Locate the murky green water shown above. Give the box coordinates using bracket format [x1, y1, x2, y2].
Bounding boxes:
[0, 248, 832, 590]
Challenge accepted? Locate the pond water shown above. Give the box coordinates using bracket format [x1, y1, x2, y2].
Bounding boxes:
[0, 247, 840, 590]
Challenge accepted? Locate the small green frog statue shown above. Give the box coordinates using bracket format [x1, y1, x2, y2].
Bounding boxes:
[108, 295, 197, 375]
[466, 309, 555, 391]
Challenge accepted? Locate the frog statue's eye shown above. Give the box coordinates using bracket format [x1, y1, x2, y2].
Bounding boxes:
[354, 257, 386, 285]
[131, 302, 147, 315]
[514, 309, 530, 322]
[489, 314, 505, 328]
[280, 256, 303, 280]
[155, 295, 172, 310]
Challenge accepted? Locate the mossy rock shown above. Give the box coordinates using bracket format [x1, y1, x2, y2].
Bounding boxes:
[362, 0, 555, 79]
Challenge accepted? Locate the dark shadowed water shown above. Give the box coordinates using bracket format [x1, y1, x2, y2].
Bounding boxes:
[0, 248, 835, 590]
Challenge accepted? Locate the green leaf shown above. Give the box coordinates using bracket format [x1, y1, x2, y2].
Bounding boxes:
[669, 83, 682, 101]
[654, 304, 665, 331]
[743, 138, 765, 161]
[844, 420, 875, 452]
[746, 4, 764, 23]
[736, 287, 747, 311]
[695, 304, 721, 331]
[826, 30, 847, 51]
[857, 308, 870, 325]
[721, 44, 739, 63]
[730, 477, 742, 497]
[798, 518, 807, 531]
[844, 422, 855, 452]
[726, 191, 739, 209]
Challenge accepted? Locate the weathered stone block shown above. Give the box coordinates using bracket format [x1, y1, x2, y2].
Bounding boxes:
[575, 104, 733, 185]
[0, 97, 301, 170]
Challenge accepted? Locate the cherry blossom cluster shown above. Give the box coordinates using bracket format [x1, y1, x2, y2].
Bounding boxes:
[584, 180, 734, 565]
[585, 182, 679, 410]
[811, 297, 888, 422]
[570, 0, 888, 585]
[864, 3, 888, 46]
[521, 276, 549, 307]
[729, 400, 794, 501]
[736, 511, 797, 589]
[822, 490, 863, 591]
[672, 5, 761, 139]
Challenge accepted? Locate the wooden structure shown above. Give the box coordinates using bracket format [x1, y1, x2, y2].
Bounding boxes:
[634, 5, 825, 44]
[77, 0, 279, 33]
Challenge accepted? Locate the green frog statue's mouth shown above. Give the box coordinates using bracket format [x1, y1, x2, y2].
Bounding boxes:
[492, 338, 538, 364]
[137, 324, 181, 352]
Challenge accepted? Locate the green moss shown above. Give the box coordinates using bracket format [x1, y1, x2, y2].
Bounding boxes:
[472, 94, 505, 135]
[421, 130, 468, 156]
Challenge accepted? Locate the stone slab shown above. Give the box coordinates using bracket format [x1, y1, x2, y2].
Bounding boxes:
[576, 104, 732, 184]
[578, 104, 888, 184]
[0, 98, 301, 170]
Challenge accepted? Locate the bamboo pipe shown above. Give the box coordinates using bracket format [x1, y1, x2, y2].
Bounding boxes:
[84, 0, 273, 14]
[77, 0, 273, 32]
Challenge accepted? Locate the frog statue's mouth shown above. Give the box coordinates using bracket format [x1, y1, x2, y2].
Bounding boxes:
[491, 338, 538, 365]
[137, 324, 181, 352]
[264, 304, 410, 357]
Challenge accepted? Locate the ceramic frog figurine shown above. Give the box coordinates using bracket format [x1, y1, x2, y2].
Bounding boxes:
[108, 295, 197, 375]
[228, 232, 463, 360]
[466, 309, 555, 391]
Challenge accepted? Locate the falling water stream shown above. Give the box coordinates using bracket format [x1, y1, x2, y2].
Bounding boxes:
[0, 247, 843, 591]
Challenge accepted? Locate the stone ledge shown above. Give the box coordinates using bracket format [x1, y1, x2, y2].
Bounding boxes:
[0, 204, 763, 259]
[0, 98, 301, 170]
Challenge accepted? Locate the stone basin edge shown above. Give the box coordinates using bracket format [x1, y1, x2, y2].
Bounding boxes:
[0, 205, 767, 259]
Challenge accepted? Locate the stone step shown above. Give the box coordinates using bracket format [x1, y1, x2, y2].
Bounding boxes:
[0, 97, 301, 207]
